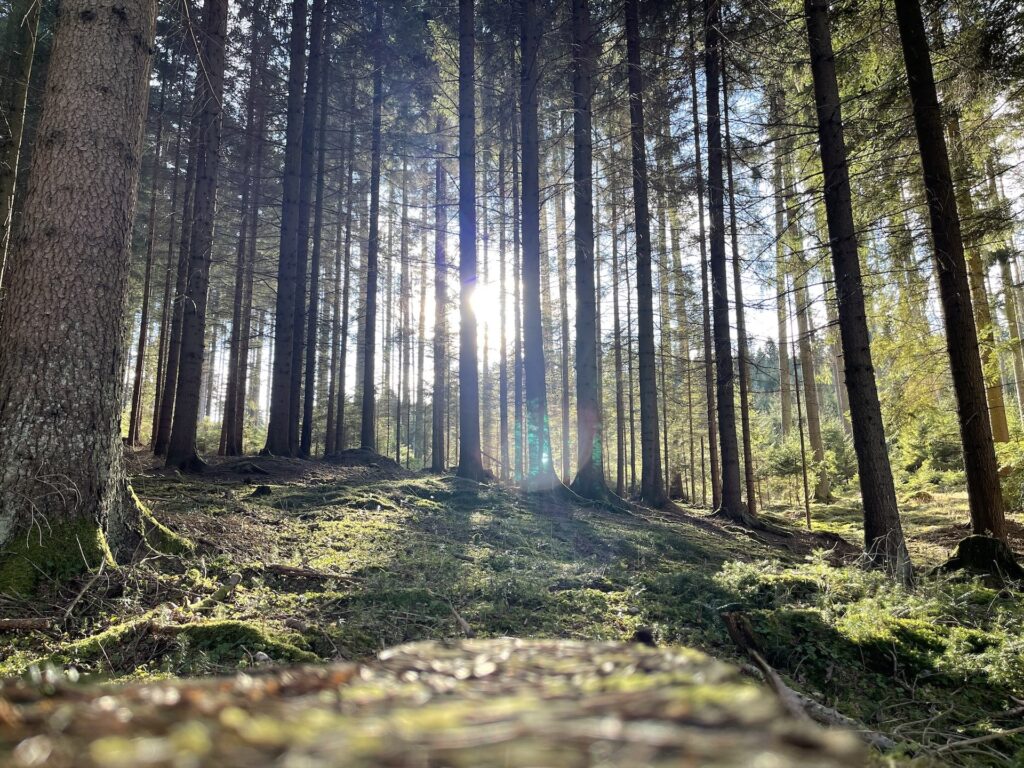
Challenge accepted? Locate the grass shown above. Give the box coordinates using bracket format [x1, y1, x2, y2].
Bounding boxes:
[1, 457, 1023, 765]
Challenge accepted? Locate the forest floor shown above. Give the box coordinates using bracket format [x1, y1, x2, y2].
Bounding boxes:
[1, 452, 1023, 766]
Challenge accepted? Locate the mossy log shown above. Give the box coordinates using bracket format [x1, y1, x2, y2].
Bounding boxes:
[0, 638, 864, 767]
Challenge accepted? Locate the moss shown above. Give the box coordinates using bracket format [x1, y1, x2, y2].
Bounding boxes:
[0, 516, 114, 595]
[172, 620, 318, 667]
[131, 486, 195, 556]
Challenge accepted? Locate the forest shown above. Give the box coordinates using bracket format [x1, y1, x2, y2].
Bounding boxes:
[1, 0, 1024, 764]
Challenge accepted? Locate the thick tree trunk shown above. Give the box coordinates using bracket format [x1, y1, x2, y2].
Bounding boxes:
[625, 0, 664, 507]
[519, 0, 557, 490]
[0, 0, 40, 286]
[804, 0, 912, 582]
[165, 0, 228, 471]
[0, 0, 157, 591]
[722, 64, 755, 516]
[265, 0, 307, 456]
[704, 0, 743, 519]
[569, 0, 607, 499]
[555, 144, 572, 484]
[359, 6, 384, 452]
[688, 4, 720, 509]
[894, 0, 1006, 539]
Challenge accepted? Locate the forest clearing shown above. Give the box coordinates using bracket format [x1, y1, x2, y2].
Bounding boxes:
[2, 0, 1024, 764]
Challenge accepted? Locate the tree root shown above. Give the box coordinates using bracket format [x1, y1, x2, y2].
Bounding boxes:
[930, 535, 1024, 583]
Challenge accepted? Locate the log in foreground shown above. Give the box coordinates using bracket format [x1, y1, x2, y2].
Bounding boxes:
[1, 638, 863, 767]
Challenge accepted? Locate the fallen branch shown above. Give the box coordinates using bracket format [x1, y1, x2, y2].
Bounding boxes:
[189, 572, 242, 613]
[720, 608, 897, 752]
[0, 618, 52, 632]
[265, 563, 348, 582]
[933, 725, 1024, 754]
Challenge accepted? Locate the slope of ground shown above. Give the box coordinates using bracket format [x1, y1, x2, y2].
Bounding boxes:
[1, 455, 1023, 766]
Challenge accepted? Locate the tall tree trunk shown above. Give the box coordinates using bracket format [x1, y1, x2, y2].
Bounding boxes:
[128, 73, 167, 446]
[947, 115, 1009, 443]
[0, 0, 40, 287]
[300, 13, 330, 457]
[569, 0, 607, 498]
[457, 0, 485, 480]
[153, 86, 198, 457]
[704, 0, 742, 518]
[722, 63, 755, 516]
[359, 5, 384, 451]
[0, 0, 157, 590]
[165, 0, 228, 471]
[265, 0, 308, 456]
[431, 117, 448, 472]
[511, 73, 524, 483]
[555, 144, 572, 484]
[688, 3, 720, 508]
[152, 89, 186, 445]
[805, 0, 912, 581]
[520, 0, 557, 490]
[221, 17, 265, 456]
[771, 102, 793, 438]
[624, 0, 664, 507]
[997, 252, 1024, 421]
[498, 145, 510, 480]
[611, 190, 626, 497]
[893, 0, 1006, 539]
[295, 0, 328, 457]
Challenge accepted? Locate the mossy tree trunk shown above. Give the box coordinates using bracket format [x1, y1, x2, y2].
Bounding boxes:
[0, 0, 157, 592]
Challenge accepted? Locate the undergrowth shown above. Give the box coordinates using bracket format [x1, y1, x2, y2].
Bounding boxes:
[1, 459, 1022, 765]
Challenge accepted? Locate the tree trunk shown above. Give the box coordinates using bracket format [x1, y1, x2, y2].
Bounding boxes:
[295, 0, 328, 457]
[511, 70, 524, 483]
[165, 0, 228, 471]
[300, 11, 330, 458]
[456, 0, 485, 480]
[569, 0, 607, 499]
[688, 3, 720, 509]
[431, 117, 448, 472]
[894, 0, 1006, 539]
[520, 0, 557, 490]
[0, 0, 157, 591]
[722, 62, 755, 516]
[771, 110, 793, 438]
[804, 0, 912, 582]
[624, 0, 664, 507]
[359, 5, 384, 452]
[265, 0, 308, 456]
[128, 72, 167, 446]
[704, 0, 742, 519]
[498, 145, 510, 480]
[611, 190, 626, 497]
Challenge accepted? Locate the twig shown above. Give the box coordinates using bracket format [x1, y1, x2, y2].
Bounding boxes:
[934, 725, 1024, 754]
[63, 559, 106, 622]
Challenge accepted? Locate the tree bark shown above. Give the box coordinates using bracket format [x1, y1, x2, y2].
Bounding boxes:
[893, 0, 1006, 539]
[0, 0, 40, 288]
[804, 0, 912, 582]
[0, 0, 157, 590]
